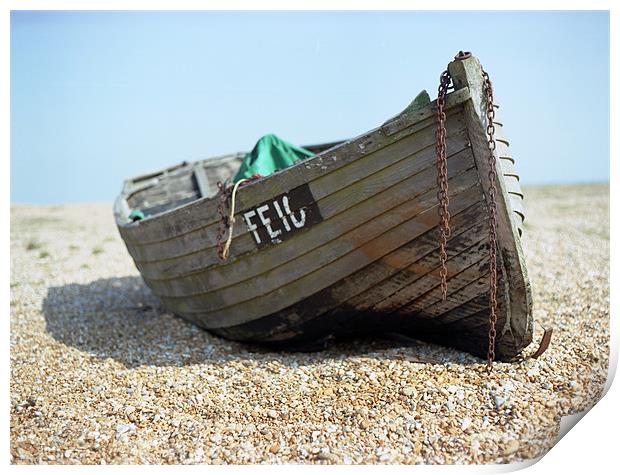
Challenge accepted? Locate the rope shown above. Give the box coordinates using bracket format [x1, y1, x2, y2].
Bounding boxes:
[221, 178, 250, 260]
[217, 174, 263, 261]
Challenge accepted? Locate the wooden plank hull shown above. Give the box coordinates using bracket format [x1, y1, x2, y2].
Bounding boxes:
[115, 56, 532, 361]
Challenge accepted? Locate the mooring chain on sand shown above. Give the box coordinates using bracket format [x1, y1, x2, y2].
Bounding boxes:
[435, 52, 500, 372]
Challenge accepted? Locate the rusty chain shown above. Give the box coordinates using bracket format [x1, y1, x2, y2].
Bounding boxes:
[435, 70, 452, 301]
[481, 69, 499, 372]
[435, 52, 500, 371]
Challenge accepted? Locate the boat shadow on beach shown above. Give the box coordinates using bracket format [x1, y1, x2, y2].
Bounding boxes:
[43, 276, 481, 369]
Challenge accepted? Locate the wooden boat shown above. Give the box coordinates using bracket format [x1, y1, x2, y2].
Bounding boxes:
[115, 53, 533, 361]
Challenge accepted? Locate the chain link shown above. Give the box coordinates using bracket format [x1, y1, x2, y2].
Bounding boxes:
[435, 70, 452, 301]
[481, 69, 499, 372]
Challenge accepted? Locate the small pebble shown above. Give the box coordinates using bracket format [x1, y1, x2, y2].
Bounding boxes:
[461, 417, 472, 430]
[503, 439, 520, 456]
[402, 386, 416, 397]
[494, 395, 506, 409]
[115, 424, 135, 435]
[317, 451, 339, 463]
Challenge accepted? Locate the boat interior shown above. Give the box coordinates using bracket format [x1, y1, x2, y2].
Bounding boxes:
[122, 140, 345, 221]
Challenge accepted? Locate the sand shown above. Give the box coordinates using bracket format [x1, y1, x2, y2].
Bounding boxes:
[10, 183, 609, 464]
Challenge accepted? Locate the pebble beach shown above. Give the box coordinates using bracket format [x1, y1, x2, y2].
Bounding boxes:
[10, 183, 610, 464]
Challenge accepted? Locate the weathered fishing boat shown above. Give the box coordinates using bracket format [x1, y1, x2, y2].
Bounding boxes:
[115, 53, 534, 362]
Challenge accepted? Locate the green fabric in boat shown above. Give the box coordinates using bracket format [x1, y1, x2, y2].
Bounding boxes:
[233, 134, 315, 182]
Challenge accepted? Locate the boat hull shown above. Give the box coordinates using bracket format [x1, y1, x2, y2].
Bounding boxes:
[115, 56, 532, 360]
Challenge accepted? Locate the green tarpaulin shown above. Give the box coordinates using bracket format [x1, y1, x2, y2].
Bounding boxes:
[233, 134, 315, 182]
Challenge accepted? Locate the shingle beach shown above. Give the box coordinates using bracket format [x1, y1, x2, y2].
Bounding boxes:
[10, 183, 609, 464]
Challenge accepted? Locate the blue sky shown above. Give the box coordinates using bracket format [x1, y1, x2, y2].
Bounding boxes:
[11, 11, 609, 204]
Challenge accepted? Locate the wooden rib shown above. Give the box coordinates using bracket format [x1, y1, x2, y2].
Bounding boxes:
[164, 179, 482, 328]
[493, 122, 525, 233]
[509, 195, 525, 221]
[193, 164, 212, 198]
[127, 177, 160, 195]
[125, 111, 467, 263]
[118, 88, 471, 245]
[138, 196, 200, 219]
[302, 140, 347, 154]
[504, 175, 524, 198]
[499, 158, 519, 179]
[127, 171, 194, 222]
[129, 167, 201, 215]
